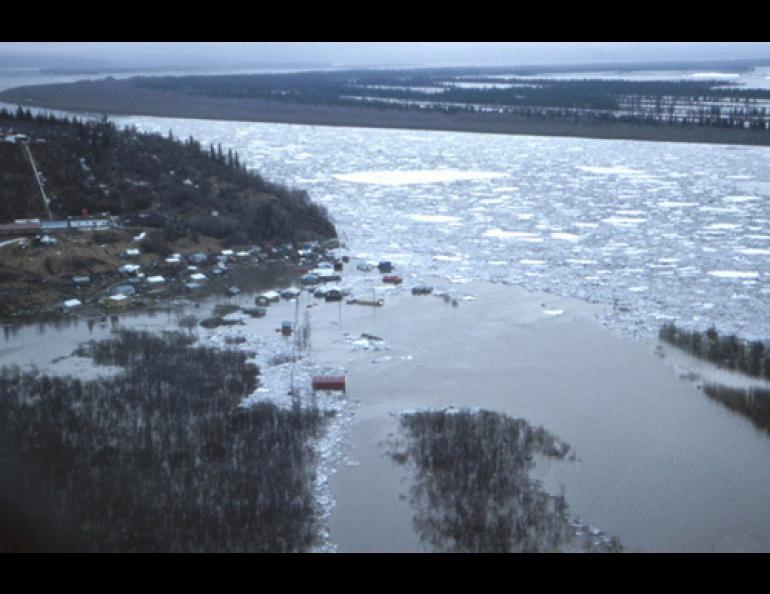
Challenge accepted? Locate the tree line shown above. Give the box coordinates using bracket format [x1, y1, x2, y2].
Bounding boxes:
[132, 70, 770, 132]
[659, 322, 770, 379]
[0, 108, 336, 244]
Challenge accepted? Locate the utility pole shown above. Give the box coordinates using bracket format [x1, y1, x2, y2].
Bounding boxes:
[289, 288, 301, 400]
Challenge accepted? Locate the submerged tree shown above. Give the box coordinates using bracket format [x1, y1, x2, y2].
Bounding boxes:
[0, 330, 326, 552]
[388, 408, 620, 553]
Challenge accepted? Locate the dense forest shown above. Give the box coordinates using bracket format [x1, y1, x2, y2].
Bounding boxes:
[0, 108, 335, 244]
[0, 331, 327, 552]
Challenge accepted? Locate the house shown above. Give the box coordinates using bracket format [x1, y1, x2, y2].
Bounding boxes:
[311, 269, 341, 282]
[312, 376, 346, 392]
[113, 284, 136, 296]
[280, 288, 301, 300]
[411, 284, 433, 295]
[261, 291, 280, 303]
[61, 298, 82, 312]
[37, 235, 57, 246]
[119, 264, 141, 275]
[102, 294, 129, 310]
[324, 288, 343, 302]
[347, 297, 384, 307]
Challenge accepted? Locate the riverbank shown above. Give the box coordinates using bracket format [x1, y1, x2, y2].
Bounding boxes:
[0, 227, 335, 324]
[4, 79, 770, 147]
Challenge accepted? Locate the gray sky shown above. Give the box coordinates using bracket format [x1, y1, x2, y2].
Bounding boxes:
[3, 42, 770, 69]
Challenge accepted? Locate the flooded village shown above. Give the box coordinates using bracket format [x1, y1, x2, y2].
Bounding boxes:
[4, 44, 770, 553]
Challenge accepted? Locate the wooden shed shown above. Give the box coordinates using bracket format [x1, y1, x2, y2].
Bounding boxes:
[312, 376, 346, 392]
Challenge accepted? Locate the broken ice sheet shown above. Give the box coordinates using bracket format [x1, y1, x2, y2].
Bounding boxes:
[118, 115, 770, 339]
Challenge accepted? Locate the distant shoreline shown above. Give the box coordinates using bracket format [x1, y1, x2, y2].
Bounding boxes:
[4, 79, 770, 147]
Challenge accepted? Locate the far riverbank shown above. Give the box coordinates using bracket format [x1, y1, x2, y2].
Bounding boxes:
[4, 79, 770, 147]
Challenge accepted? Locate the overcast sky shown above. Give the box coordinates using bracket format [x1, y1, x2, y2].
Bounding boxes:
[3, 42, 770, 70]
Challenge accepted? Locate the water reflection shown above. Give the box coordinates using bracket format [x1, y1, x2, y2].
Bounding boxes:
[388, 408, 621, 552]
[703, 384, 770, 435]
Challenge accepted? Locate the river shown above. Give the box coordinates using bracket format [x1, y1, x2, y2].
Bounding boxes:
[3, 72, 770, 551]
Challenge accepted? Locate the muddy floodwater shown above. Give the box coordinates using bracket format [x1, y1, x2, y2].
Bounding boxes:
[3, 263, 770, 551]
[289, 278, 770, 552]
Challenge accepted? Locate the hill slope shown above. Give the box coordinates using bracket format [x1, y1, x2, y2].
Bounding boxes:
[0, 107, 336, 244]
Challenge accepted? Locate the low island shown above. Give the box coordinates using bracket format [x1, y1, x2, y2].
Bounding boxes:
[3, 67, 770, 146]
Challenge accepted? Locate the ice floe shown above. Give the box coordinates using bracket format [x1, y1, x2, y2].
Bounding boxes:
[332, 169, 508, 186]
[708, 270, 760, 279]
[119, 114, 770, 340]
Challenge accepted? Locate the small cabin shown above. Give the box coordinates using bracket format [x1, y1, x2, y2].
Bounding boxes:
[301, 273, 320, 285]
[280, 288, 301, 300]
[411, 284, 433, 295]
[378, 261, 393, 273]
[312, 376, 346, 393]
[113, 284, 136, 297]
[119, 264, 141, 275]
[324, 288, 343, 302]
[102, 294, 129, 310]
[262, 291, 280, 302]
[281, 321, 293, 336]
[61, 298, 82, 312]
